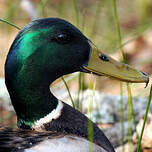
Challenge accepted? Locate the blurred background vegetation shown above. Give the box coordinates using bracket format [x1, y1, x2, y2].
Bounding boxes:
[0, 0, 152, 150]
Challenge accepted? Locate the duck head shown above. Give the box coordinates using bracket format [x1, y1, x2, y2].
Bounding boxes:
[6, 18, 149, 85]
[5, 18, 149, 127]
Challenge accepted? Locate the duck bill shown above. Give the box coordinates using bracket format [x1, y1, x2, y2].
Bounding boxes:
[83, 48, 149, 84]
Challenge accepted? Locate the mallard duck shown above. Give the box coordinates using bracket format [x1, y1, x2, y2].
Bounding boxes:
[0, 18, 149, 152]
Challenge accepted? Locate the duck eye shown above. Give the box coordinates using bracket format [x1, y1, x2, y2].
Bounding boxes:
[56, 33, 70, 44]
[99, 54, 109, 62]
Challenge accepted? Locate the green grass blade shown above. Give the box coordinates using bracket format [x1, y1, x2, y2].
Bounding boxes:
[126, 84, 133, 152]
[113, 22, 152, 53]
[0, 18, 20, 30]
[140, 0, 149, 22]
[120, 83, 125, 152]
[76, 72, 84, 111]
[81, 9, 86, 33]
[112, 1, 126, 151]
[87, 80, 96, 152]
[112, 1, 136, 151]
[4, 0, 16, 21]
[88, 118, 93, 152]
[37, 0, 48, 17]
[89, 0, 102, 39]
[137, 85, 152, 152]
[130, 95, 139, 139]
[112, 0, 125, 62]
[72, 0, 79, 27]
[58, 0, 64, 18]
[61, 76, 75, 109]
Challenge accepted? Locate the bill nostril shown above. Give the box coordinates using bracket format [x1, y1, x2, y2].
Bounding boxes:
[99, 53, 109, 62]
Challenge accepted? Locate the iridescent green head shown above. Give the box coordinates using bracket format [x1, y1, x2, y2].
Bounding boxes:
[5, 18, 149, 128]
[5, 18, 92, 128]
[6, 18, 91, 83]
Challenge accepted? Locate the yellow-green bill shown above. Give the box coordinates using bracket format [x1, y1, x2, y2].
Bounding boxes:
[83, 48, 149, 85]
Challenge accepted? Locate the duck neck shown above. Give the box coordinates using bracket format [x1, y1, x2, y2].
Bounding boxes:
[6, 65, 59, 129]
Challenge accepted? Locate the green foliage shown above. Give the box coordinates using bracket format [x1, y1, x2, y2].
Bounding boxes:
[137, 85, 152, 151]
